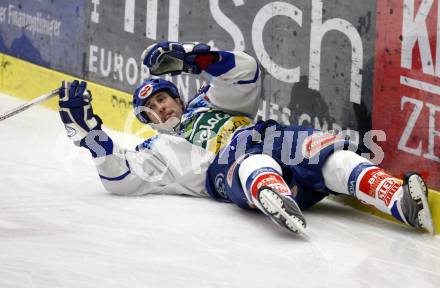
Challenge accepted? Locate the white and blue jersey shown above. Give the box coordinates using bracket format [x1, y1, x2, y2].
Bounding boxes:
[87, 50, 261, 198]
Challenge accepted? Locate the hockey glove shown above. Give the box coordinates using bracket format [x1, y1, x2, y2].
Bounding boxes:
[141, 41, 215, 75]
[59, 80, 103, 147]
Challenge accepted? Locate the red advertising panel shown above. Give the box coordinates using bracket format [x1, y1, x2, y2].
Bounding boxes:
[374, 0, 440, 190]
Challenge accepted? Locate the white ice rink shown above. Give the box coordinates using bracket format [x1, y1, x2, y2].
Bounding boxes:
[0, 93, 439, 288]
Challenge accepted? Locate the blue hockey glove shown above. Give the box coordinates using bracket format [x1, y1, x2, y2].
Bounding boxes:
[141, 41, 212, 75]
[59, 80, 103, 147]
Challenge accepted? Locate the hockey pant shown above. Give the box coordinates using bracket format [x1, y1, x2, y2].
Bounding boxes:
[206, 121, 411, 224]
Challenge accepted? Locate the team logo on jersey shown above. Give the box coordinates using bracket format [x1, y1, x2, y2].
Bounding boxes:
[65, 125, 76, 137]
[138, 84, 153, 99]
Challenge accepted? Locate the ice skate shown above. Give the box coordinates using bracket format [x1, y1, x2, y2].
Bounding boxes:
[256, 186, 307, 235]
[400, 172, 435, 235]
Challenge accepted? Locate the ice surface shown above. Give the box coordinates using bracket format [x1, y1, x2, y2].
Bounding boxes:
[0, 93, 439, 288]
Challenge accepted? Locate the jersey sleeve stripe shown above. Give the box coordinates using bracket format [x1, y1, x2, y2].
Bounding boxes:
[236, 64, 260, 84]
[99, 160, 131, 181]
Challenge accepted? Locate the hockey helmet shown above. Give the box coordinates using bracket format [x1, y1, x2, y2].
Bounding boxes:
[133, 78, 180, 123]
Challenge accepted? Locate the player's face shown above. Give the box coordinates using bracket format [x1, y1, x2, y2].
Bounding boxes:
[145, 91, 184, 124]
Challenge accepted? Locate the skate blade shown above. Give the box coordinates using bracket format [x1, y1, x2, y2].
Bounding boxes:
[408, 174, 435, 235]
[259, 190, 307, 236]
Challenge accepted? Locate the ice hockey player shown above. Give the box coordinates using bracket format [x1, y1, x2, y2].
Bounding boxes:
[58, 41, 434, 235]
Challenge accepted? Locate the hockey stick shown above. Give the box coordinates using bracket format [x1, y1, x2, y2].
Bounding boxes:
[0, 88, 60, 122]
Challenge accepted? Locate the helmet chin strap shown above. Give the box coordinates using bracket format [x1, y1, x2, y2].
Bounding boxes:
[149, 117, 181, 134]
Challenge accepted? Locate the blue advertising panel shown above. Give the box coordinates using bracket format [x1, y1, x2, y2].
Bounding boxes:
[0, 0, 86, 76]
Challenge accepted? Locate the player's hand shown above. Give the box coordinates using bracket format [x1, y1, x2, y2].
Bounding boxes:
[59, 80, 102, 146]
[141, 41, 211, 75]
